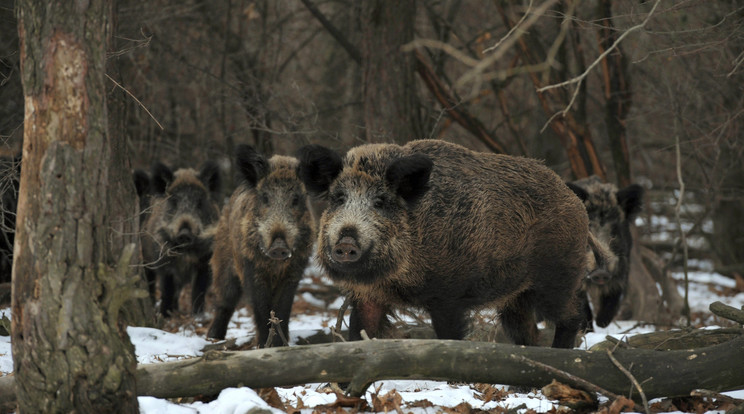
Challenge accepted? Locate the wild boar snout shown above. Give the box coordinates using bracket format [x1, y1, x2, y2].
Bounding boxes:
[332, 236, 361, 263]
[267, 236, 292, 261]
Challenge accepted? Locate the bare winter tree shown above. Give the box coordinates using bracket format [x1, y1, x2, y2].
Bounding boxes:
[361, 1, 423, 143]
[13, 0, 145, 411]
[1, 0, 740, 339]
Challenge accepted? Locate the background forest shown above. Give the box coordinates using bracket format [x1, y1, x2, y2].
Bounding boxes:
[1, 0, 744, 412]
[4, 0, 743, 279]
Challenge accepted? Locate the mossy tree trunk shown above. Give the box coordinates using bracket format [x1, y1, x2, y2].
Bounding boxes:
[13, 0, 142, 411]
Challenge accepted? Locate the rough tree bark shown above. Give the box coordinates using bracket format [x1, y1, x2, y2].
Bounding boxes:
[361, 0, 423, 144]
[712, 147, 744, 278]
[598, 0, 633, 189]
[13, 0, 142, 411]
[107, 7, 157, 327]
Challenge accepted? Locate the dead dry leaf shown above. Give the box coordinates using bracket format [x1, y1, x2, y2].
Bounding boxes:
[541, 379, 596, 411]
[473, 383, 510, 403]
[258, 387, 285, 410]
[607, 396, 635, 414]
[371, 389, 404, 414]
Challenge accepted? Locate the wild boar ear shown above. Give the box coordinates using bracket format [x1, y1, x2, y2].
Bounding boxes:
[235, 144, 268, 188]
[566, 182, 588, 202]
[297, 145, 343, 196]
[150, 162, 173, 195]
[385, 154, 433, 206]
[199, 160, 222, 199]
[617, 183, 644, 221]
[133, 169, 150, 198]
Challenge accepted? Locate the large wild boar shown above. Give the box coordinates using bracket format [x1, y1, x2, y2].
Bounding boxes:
[567, 175, 644, 329]
[141, 161, 221, 316]
[298, 139, 590, 348]
[207, 145, 314, 347]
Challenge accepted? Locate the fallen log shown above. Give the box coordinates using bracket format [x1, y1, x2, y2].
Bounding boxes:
[1, 335, 742, 409]
[710, 301, 744, 325]
[590, 327, 744, 351]
[142, 334, 744, 400]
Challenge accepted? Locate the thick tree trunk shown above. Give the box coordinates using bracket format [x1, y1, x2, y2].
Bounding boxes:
[13, 0, 140, 412]
[598, 0, 633, 188]
[711, 150, 744, 277]
[107, 17, 157, 327]
[361, 0, 422, 144]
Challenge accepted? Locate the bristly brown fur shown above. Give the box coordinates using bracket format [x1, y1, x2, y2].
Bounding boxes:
[207, 151, 315, 347]
[301, 139, 590, 348]
[568, 175, 644, 329]
[141, 162, 221, 317]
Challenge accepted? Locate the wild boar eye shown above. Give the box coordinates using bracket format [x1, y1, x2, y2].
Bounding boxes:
[260, 192, 270, 205]
[290, 193, 300, 207]
[330, 190, 346, 206]
[373, 195, 386, 209]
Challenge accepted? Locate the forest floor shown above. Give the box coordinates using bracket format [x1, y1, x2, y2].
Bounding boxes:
[129, 260, 744, 414]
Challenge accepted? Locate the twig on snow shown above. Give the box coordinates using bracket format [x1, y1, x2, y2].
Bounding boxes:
[265, 311, 289, 348]
[510, 354, 645, 412]
[606, 350, 650, 414]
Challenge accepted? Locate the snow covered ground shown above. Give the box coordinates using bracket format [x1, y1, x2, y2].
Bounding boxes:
[1, 259, 742, 414]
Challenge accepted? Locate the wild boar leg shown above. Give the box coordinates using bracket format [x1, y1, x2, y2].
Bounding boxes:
[426, 302, 468, 340]
[500, 293, 539, 346]
[159, 273, 178, 317]
[206, 272, 241, 340]
[348, 300, 388, 341]
[269, 278, 302, 347]
[190, 260, 211, 315]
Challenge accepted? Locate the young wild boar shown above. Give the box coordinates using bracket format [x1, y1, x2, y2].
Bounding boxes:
[567, 176, 644, 329]
[141, 161, 221, 317]
[207, 145, 314, 347]
[298, 139, 590, 348]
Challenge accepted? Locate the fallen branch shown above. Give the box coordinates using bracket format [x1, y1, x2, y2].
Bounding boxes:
[607, 350, 650, 414]
[710, 301, 744, 325]
[512, 354, 643, 412]
[690, 388, 744, 404]
[1, 335, 742, 408]
[590, 327, 743, 351]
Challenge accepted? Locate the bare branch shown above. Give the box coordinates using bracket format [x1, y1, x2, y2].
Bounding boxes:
[105, 74, 164, 130]
[402, 38, 481, 67]
[402, 0, 558, 96]
[298, 0, 361, 64]
[483, 0, 534, 54]
[537, 0, 662, 93]
[606, 350, 650, 414]
[454, 0, 559, 91]
[670, 81, 692, 326]
[511, 354, 645, 412]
